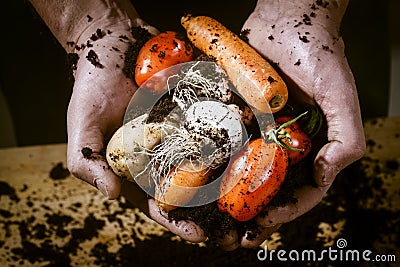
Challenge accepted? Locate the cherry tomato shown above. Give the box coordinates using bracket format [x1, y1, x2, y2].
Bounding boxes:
[218, 139, 288, 222]
[275, 116, 312, 164]
[135, 31, 194, 92]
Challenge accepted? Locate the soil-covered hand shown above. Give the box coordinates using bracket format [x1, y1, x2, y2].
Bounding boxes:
[66, 22, 134, 200]
[67, 25, 208, 243]
[57, 1, 207, 244]
[216, 0, 366, 249]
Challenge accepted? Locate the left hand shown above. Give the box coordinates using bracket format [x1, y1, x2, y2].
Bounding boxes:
[66, 18, 208, 244]
[66, 22, 137, 199]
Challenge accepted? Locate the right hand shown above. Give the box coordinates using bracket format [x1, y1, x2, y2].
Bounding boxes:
[243, 0, 366, 226]
[215, 0, 366, 250]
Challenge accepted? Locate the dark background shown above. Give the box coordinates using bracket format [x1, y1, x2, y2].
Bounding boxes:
[0, 0, 391, 146]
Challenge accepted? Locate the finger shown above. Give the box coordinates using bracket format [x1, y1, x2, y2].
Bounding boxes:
[313, 99, 365, 187]
[240, 224, 281, 249]
[148, 200, 207, 243]
[67, 140, 122, 199]
[214, 229, 239, 251]
[121, 180, 207, 244]
[256, 185, 328, 227]
[313, 133, 365, 187]
[313, 62, 366, 187]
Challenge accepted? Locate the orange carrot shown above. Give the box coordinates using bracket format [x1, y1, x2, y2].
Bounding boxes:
[181, 15, 288, 113]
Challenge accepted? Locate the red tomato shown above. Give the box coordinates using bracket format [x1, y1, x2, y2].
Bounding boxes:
[218, 139, 288, 222]
[275, 116, 312, 164]
[135, 31, 194, 92]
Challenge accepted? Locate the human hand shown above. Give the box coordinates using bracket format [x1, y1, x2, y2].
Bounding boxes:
[64, 4, 208, 243]
[66, 21, 137, 200]
[216, 0, 366, 249]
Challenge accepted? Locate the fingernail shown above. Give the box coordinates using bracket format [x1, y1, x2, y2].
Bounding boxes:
[314, 162, 332, 187]
[94, 179, 109, 198]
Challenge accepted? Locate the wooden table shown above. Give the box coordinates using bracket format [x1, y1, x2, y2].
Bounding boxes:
[1, 118, 399, 266]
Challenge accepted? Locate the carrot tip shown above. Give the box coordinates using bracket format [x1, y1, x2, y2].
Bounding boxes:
[269, 94, 286, 112]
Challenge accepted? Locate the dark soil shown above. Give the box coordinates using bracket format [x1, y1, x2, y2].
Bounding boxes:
[81, 147, 93, 158]
[86, 49, 103, 68]
[49, 162, 70, 180]
[147, 94, 177, 124]
[122, 26, 153, 80]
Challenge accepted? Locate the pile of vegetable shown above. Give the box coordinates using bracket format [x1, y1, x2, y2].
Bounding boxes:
[106, 15, 323, 228]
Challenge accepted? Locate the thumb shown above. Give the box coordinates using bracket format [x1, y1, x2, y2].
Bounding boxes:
[313, 139, 363, 187]
[313, 87, 366, 187]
